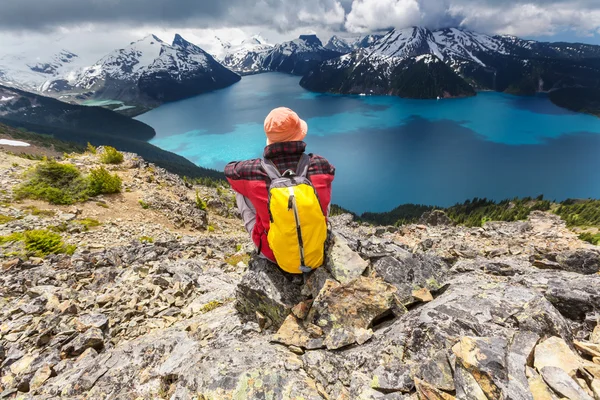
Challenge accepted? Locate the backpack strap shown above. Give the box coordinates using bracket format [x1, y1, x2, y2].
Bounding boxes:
[262, 154, 310, 179]
[261, 158, 282, 180]
[296, 154, 310, 178]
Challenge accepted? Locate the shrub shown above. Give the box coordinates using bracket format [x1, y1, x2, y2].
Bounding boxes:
[22, 229, 75, 256]
[0, 232, 24, 245]
[15, 159, 89, 205]
[224, 253, 251, 266]
[139, 235, 154, 243]
[86, 142, 97, 154]
[0, 214, 15, 224]
[195, 189, 207, 211]
[87, 167, 122, 196]
[75, 218, 102, 230]
[208, 225, 215, 232]
[23, 206, 55, 217]
[579, 232, 600, 246]
[100, 146, 124, 164]
[139, 200, 150, 209]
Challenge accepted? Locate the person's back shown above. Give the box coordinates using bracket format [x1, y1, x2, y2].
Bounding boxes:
[224, 107, 335, 271]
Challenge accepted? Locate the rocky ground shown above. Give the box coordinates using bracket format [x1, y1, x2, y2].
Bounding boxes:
[0, 150, 599, 399]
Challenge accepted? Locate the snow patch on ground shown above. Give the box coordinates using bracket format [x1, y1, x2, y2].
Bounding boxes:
[0, 139, 30, 147]
[0, 96, 15, 101]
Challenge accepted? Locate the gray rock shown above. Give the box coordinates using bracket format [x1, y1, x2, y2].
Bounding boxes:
[540, 366, 594, 400]
[62, 328, 104, 357]
[414, 350, 454, 392]
[371, 363, 414, 393]
[372, 253, 448, 302]
[326, 234, 369, 284]
[75, 313, 109, 331]
[556, 249, 600, 275]
[235, 257, 304, 329]
[452, 336, 509, 398]
[506, 331, 539, 400]
[419, 210, 454, 226]
[518, 271, 600, 321]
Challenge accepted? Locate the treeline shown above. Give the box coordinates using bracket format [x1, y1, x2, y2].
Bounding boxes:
[337, 196, 600, 231]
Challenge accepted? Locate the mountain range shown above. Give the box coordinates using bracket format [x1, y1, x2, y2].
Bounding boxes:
[301, 27, 600, 101]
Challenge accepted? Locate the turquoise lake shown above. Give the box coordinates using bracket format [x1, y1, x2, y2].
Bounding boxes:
[136, 73, 600, 213]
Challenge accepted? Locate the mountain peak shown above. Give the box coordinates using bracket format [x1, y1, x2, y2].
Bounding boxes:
[298, 34, 323, 47]
[172, 33, 189, 48]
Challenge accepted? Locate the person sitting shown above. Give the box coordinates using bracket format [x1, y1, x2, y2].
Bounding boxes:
[224, 107, 335, 274]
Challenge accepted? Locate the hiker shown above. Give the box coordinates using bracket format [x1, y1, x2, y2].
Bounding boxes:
[225, 107, 335, 274]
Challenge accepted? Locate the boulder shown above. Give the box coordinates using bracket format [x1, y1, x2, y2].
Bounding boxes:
[419, 210, 454, 226]
[307, 277, 402, 349]
[370, 362, 414, 393]
[556, 249, 600, 275]
[507, 331, 539, 400]
[372, 253, 448, 303]
[517, 271, 600, 321]
[326, 234, 369, 283]
[452, 336, 509, 399]
[414, 350, 455, 392]
[235, 257, 304, 329]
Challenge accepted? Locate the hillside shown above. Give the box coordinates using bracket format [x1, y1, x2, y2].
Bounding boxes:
[0, 147, 599, 398]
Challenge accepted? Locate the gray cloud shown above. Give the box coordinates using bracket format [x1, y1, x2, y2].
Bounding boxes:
[2, 0, 600, 38]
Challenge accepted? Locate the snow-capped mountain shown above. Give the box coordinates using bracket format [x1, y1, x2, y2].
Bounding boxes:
[65, 34, 240, 105]
[324, 34, 384, 53]
[0, 49, 86, 93]
[301, 26, 600, 99]
[220, 35, 273, 75]
[261, 35, 341, 75]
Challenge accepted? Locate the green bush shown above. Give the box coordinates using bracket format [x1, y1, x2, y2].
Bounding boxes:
[195, 189, 207, 211]
[0, 214, 15, 224]
[100, 146, 124, 164]
[24, 230, 64, 256]
[88, 167, 122, 196]
[15, 159, 89, 205]
[139, 200, 150, 209]
[86, 142, 97, 154]
[75, 218, 102, 230]
[139, 235, 154, 243]
[579, 232, 600, 245]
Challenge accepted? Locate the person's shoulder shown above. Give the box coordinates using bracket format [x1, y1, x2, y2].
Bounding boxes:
[224, 158, 263, 180]
[307, 153, 335, 175]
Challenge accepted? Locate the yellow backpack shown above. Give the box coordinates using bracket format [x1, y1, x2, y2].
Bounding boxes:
[261, 154, 328, 274]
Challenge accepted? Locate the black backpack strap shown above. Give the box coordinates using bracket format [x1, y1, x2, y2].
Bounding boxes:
[261, 158, 281, 180]
[296, 154, 310, 178]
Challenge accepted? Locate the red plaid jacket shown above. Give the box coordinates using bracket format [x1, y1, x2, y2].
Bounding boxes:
[225, 141, 335, 262]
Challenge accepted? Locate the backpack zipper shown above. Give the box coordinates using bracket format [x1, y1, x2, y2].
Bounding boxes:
[288, 187, 306, 268]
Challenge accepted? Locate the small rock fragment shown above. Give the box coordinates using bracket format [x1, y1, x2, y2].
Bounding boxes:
[272, 314, 311, 348]
[62, 328, 104, 358]
[575, 341, 600, 358]
[29, 364, 54, 391]
[414, 378, 455, 400]
[291, 300, 313, 320]
[75, 313, 109, 331]
[412, 287, 434, 303]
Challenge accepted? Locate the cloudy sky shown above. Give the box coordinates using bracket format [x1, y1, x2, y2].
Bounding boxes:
[2, 0, 600, 58]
